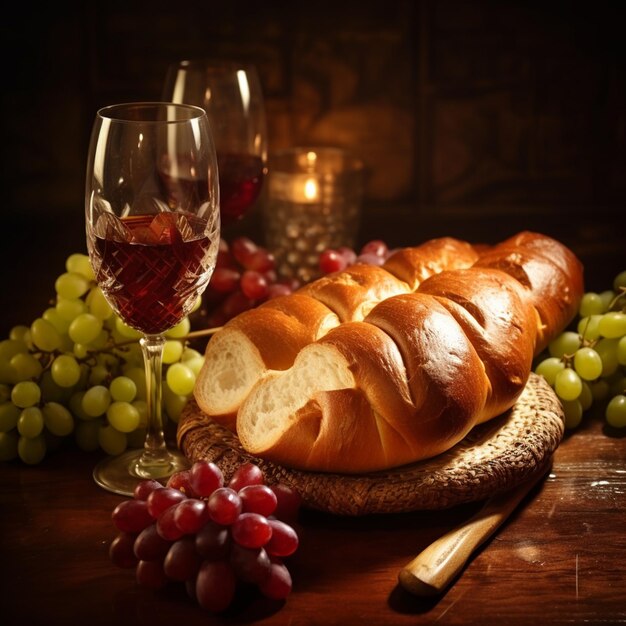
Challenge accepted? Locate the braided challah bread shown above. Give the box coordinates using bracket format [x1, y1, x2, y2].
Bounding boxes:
[192, 231, 583, 473]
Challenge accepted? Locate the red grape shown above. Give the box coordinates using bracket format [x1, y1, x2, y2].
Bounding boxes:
[229, 544, 272, 585]
[239, 484, 277, 517]
[266, 519, 299, 557]
[337, 246, 357, 265]
[109, 532, 139, 569]
[267, 283, 292, 299]
[270, 483, 302, 523]
[228, 462, 265, 491]
[355, 252, 385, 266]
[195, 560, 237, 613]
[136, 559, 168, 589]
[133, 523, 171, 561]
[259, 562, 293, 600]
[195, 521, 231, 560]
[163, 537, 202, 582]
[319, 249, 347, 274]
[112, 499, 153, 533]
[360, 239, 388, 258]
[246, 248, 276, 273]
[231, 512, 273, 549]
[146, 487, 187, 518]
[207, 487, 242, 525]
[156, 505, 185, 541]
[189, 460, 224, 497]
[174, 498, 211, 534]
[240, 270, 269, 300]
[231, 237, 258, 268]
[166, 469, 197, 497]
[133, 479, 163, 501]
[210, 267, 241, 293]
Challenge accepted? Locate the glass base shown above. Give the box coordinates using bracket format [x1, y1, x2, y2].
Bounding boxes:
[93, 447, 190, 497]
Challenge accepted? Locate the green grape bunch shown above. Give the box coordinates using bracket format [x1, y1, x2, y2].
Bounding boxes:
[0, 253, 206, 465]
[535, 270, 626, 430]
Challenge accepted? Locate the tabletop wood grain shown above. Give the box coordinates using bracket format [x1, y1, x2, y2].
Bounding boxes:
[1, 406, 624, 626]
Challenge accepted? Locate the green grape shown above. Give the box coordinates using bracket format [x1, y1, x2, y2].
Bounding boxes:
[86, 287, 113, 320]
[18, 434, 46, 464]
[42, 402, 74, 436]
[10, 352, 43, 382]
[535, 357, 565, 386]
[577, 315, 603, 342]
[123, 366, 147, 400]
[30, 318, 62, 352]
[69, 392, 92, 421]
[561, 399, 583, 429]
[190, 295, 202, 313]
[65, 253, 95, 281]
[595, 338, 620, 377]
[55, 271, 90, 300]
[0, 339, 28, 361]
[163, 340, 184, 364]
[55, 297, 88, 322]
[181, 347, 202, 361]
[163, 384, 187, 423]
[109, 376, 137, 403]
[166, 362, 196, 396]
[613, 270, 626, 291]
[38, 371, 66, 403]
[82, 385, 112, 417]
[73, 343, 89, 359]
[165, 317, 191, 339]
[106, 401, 140, 433]
[0, 361, 15, 385]
[554, 367, 582, 401]
[578, 292, 605, 317]
[598, 311, 626, 339]
[589, 379, 610, 401]
[548, 331, 581, 358]
[9, 325, 31, 344]
[74, 418, 102, 452]
[598, 290, 615, 312]
[115, 317, 142, 340]
[573, 347, 603, 381]
[88, 364, 110, 386]
[68, 313, 103, 345]
[605, 394, 626, 428]
[98, 424, 127, 456]
[42, 307, 71, 334]
[17, 407, 44, 438]
[0, 401, 20, 432]
[184, 356, 205, 377]
[132, 400, 148, 428]
[0, 431, 18, 461]
[51, 354, 81, 388]
[0, 384, 10, 403]
[11, 381, 41, 408]
[579, 381, 593, 411]
[617, 336, 626, 366]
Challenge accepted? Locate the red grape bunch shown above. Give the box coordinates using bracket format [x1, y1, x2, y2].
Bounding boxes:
[203, 237, 301, 327]
[318, 240, 392, 275]
[109, 460, 302, 614]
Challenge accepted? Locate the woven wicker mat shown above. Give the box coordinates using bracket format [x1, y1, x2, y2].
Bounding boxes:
[177, 373, 564, 516]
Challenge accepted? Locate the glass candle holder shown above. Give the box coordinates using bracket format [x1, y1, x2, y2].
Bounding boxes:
[264, 147, 364, 283]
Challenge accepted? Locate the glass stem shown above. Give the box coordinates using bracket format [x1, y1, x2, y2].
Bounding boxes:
[136, 334, 171, 476]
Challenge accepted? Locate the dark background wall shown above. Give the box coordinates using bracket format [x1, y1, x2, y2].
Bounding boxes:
[1, 1, 624, 331]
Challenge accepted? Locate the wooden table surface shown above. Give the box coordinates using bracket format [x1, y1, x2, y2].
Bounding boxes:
[1, 396, 625, 626]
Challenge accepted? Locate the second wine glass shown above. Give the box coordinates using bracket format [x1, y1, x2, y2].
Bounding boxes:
[162, 59, 268, 228]
[85, 102, 220, 495]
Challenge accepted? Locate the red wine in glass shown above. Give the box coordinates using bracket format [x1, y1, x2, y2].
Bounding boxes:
[217, 152, 265, 226]
[94, 213, 212, 335]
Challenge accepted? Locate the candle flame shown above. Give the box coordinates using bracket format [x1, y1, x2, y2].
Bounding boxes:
[303, 178, 318, 201]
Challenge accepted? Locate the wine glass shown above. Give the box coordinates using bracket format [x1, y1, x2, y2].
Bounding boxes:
[85, 102, 220, 496]
[162, 59, 267, 228]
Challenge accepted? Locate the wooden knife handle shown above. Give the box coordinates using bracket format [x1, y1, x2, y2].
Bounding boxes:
[398, 468, 549, 596]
